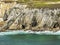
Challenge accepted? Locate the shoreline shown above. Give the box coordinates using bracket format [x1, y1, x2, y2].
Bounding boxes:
[0, 30, 60, 35]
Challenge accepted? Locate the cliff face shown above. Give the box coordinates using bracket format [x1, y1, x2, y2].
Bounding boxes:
[0, 2, 17, 18]
[0, 1, 17, 29]
[0, 4, 60, 32]
[1, 1, 60, 32]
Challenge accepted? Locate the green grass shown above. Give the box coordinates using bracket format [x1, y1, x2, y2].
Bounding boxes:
[18, 0, 60, 2]
[17, 0, 60, 8]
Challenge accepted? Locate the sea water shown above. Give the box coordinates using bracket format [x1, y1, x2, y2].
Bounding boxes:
[0, 34, 60, 45]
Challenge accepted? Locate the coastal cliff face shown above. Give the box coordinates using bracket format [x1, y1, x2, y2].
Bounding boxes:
[1, 0, 60, 31]
[0, 2, 16, 18]
[0, 4, 60, 32]
[0, 1, 17, 28]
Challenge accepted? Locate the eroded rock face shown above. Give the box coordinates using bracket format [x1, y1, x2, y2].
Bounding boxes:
[1, 4, 60, 31]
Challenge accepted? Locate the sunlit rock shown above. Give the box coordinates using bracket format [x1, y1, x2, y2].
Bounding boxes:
[1, 4, 60, 32]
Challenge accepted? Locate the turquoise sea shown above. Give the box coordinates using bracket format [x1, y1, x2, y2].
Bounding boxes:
[0, 34, 60, 45]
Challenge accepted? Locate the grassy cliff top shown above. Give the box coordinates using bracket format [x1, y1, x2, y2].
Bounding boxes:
[17, 0, 60, 8]
[1, 0, 60, 8]
[18, 0, 60, 2]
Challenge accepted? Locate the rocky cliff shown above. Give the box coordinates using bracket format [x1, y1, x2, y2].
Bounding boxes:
[0, 4, 60, 32]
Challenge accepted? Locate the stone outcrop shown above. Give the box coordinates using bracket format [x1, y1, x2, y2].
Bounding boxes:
[0, 4, 60, 32]
[0, 0, 17, 30]
[0, 1, 17, 18]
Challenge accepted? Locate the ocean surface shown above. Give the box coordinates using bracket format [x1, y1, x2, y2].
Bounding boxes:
[0, 34, 60, 45]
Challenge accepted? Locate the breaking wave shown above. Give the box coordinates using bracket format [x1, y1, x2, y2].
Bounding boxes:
[0, 30, 60, 35]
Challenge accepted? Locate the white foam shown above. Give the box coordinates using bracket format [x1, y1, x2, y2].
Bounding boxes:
[0, 30, 60, 35]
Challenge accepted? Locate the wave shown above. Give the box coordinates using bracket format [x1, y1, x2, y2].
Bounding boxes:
[0, 30, 60, 35]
